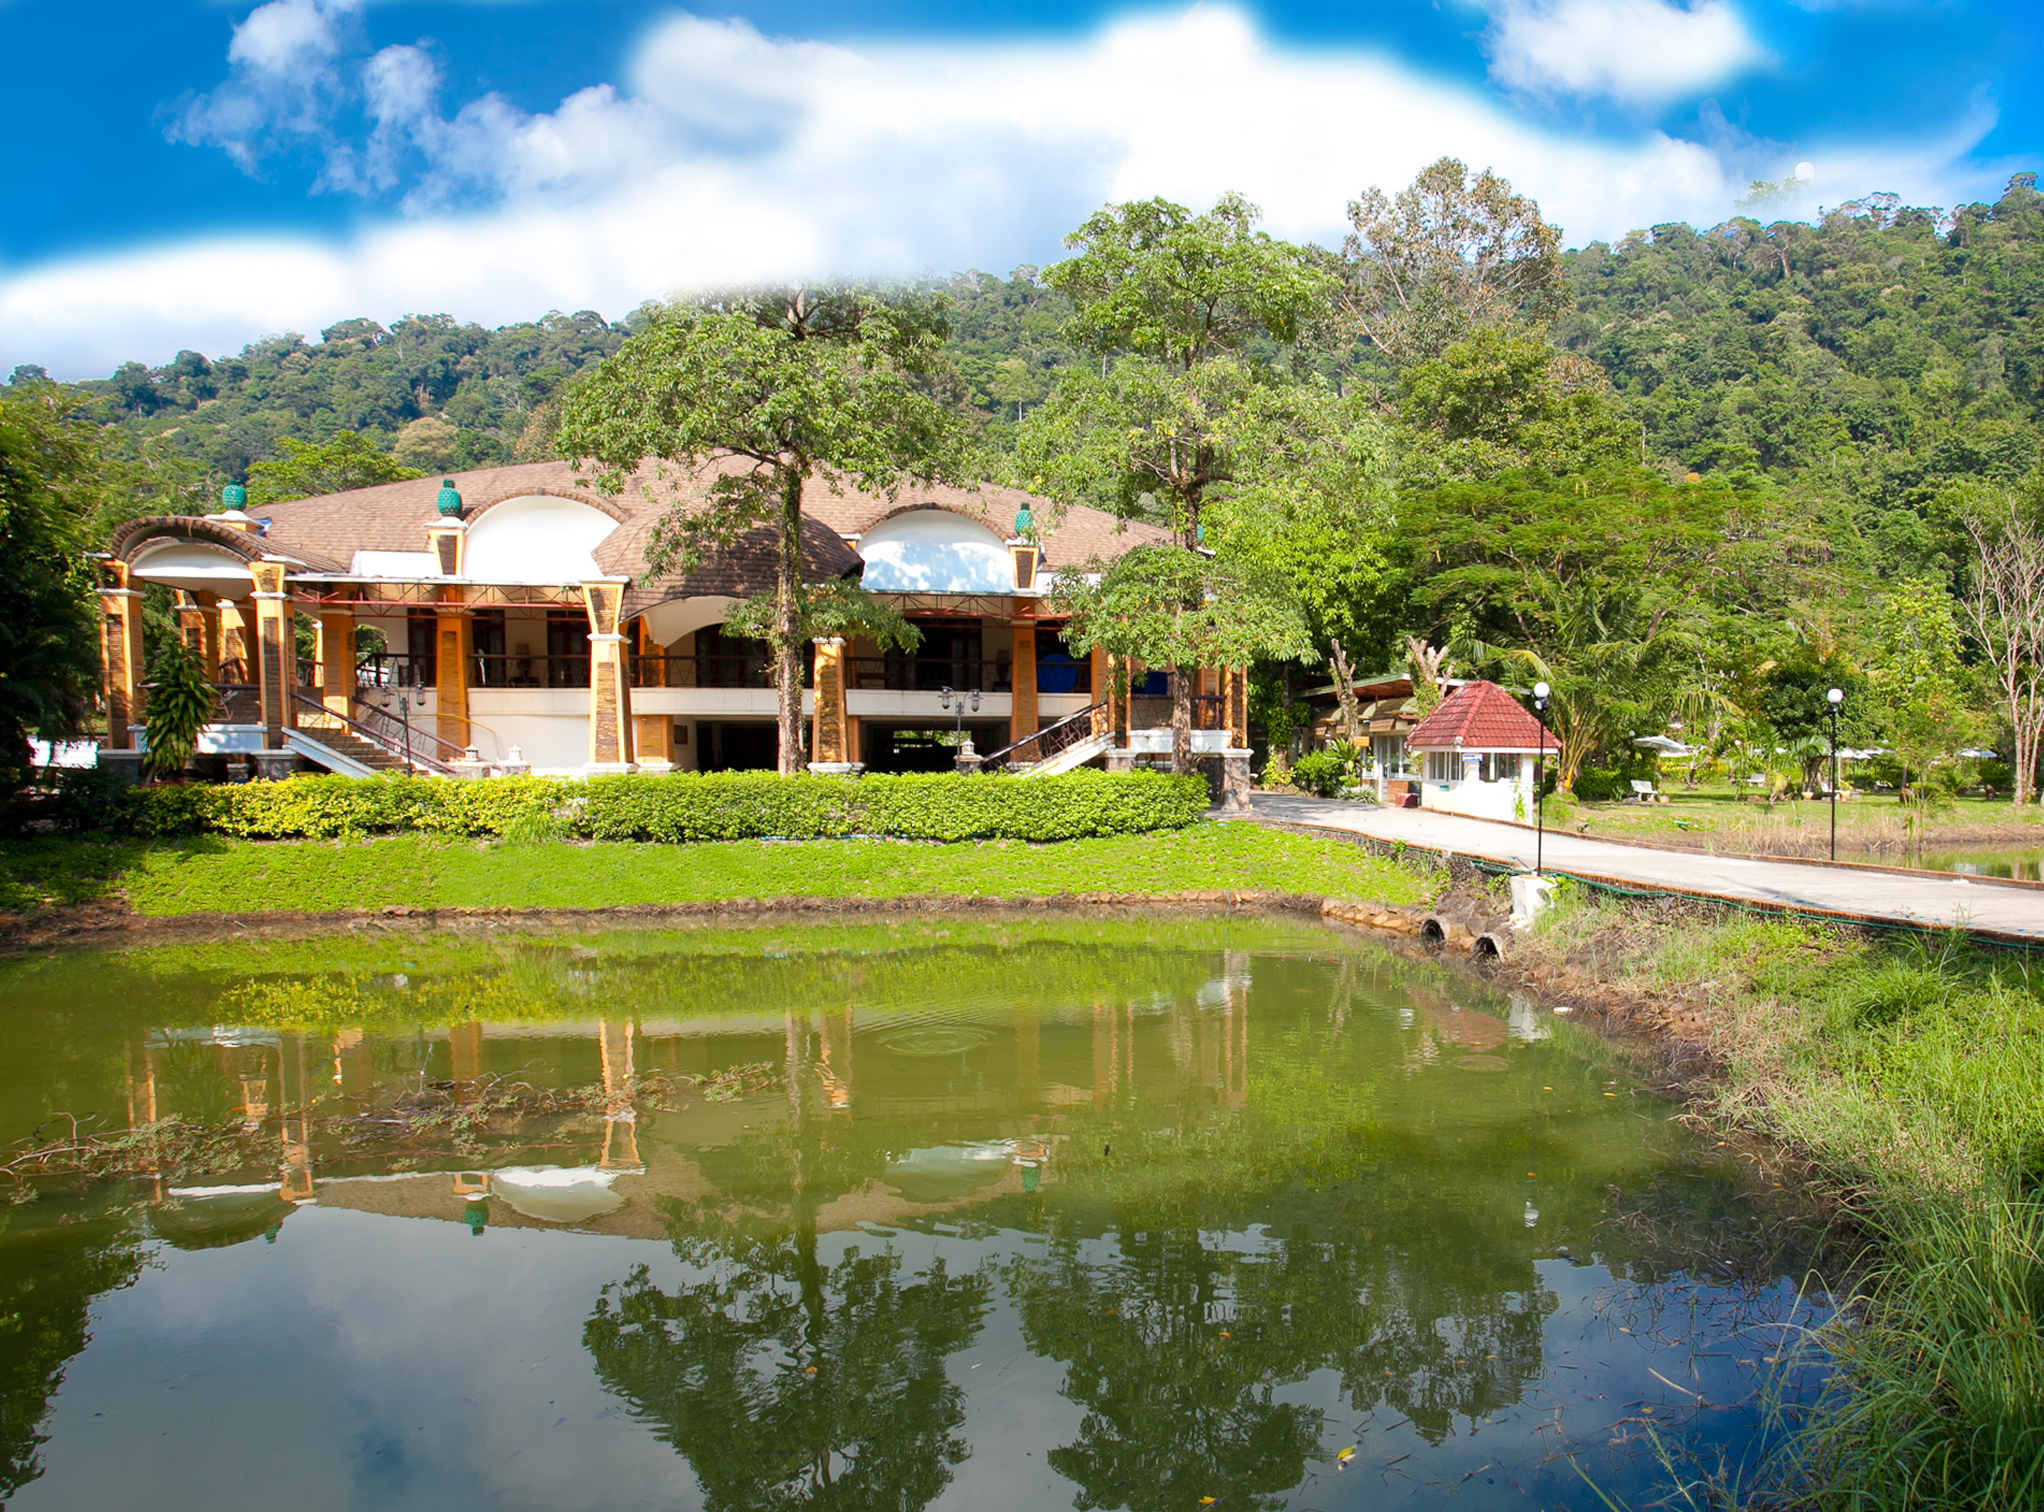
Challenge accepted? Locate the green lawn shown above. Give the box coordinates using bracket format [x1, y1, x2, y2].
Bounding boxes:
[1, 823, 1434, 919]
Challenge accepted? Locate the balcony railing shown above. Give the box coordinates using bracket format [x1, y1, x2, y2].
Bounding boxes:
[631, 654, 809, 691]
[845, 657, 1015, 694]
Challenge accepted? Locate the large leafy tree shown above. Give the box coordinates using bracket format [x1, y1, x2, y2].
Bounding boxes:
[1957, 484, 2044, 802]
[0, 394, 104, 789]
[1055, 545, 1314, 772]
[1017, 196, 1328, 769]
[1204, 381, 1399, 740]
[1400, 467, 1759, 791]
[558, 285, 969, 773]
[1017, 193, 1329, 547]
[1338, 156, 1570, 364]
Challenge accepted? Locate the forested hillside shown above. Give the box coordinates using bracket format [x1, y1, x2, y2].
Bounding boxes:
[15, 179, 2039, 551]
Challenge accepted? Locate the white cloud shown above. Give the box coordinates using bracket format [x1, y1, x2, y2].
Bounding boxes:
[2, 5, 2003, 377]
[167, 0, 362, 172]
[1485, 0, 1769, 104]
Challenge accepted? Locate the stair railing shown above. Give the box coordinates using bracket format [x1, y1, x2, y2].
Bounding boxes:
[975, 700, 1110, 771]
[292, 693, 459, 777]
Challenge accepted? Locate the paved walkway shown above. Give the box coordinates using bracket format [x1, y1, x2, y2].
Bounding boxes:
[1247, 794, 2044, 943]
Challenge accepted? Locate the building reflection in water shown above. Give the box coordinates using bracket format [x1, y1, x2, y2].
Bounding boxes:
[86, 944, 1814, 1512]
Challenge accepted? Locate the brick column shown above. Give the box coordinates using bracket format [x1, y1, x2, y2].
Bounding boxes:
[581, 582, 635, 770]
[316, 610, 355, 717]
[1008, 617, 1038, 749]
[633, 618, 671, 768]
[249, 560, 296, 751]
[435, 606, 470, 752]
[808, 637, 858, 772]
[175, 591, 223, 683]
[98, 578, 146, 750]
[1225, 667, 1250, 749]
[218, 600, 251, 683]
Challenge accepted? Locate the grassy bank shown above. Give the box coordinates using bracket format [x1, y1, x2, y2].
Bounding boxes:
[1545, 786, 2044, 861]
[1514, 888, 2044, 1508]
[0, 822, 1435, 919]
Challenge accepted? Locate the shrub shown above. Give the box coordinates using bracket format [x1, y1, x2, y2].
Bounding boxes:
[115, 769, 1209, 844]
[1289, 751, 1344, 797]
[1571, 767, 1625, 802]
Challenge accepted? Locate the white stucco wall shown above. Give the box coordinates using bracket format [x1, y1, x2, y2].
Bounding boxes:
[856, 509, 1013, 593]
[1418, 760, 1536, 824]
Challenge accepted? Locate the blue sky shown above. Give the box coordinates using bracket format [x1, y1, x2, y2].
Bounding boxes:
[2, 0, 2034, 377]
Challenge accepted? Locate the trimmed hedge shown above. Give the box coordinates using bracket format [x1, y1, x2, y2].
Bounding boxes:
[121, 769, 1209, 843]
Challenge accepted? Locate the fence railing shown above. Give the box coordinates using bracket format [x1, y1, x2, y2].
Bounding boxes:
[845, 657, 1014, 694]
[977, 701, 1110, 770]
[292, 693, 460, 776]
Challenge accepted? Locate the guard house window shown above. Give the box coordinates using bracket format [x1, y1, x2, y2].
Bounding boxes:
[1480, 753, 1522, 783]
[1425, 750, 1460, 782]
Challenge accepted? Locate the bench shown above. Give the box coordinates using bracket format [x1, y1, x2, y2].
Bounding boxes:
[1628, 779, 1668, 805]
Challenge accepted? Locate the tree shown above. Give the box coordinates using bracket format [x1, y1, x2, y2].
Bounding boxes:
[1339, 157, 1570, 363]
[1959, 488, 2044, 802]
[1020, 193, 1329, 548]
[1869, 578, 1972, 801]
[558, 285, 968, 774]
[1396, 329, 1634, 484]
[243, 430, 422, 505]
[142, 635, 217, 780]
[1400, 468, 1756, 792]
[1204, 380, 1398, 741]
[0, 395, 103, 790]
[1055, 546, 1315, 772]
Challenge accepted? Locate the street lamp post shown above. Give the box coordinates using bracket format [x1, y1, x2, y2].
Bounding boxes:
[936, 690, 977, 743]
[398, 692, 414, 779]
[1532, 682, 1551, 875]
[1827, 687, 1843, 861]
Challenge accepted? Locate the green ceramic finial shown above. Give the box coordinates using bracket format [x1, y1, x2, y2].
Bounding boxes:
[436, 478, 464, 519]
[221, 482, 247, 510]
[1014, 503, 1034, 538]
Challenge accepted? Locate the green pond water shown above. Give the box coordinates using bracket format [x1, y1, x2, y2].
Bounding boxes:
[0, 917, 1829, 1511]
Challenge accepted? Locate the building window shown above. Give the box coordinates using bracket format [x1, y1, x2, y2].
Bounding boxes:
[1372, 735, 1407, 775]
[1424, 750, 1457, 782]
[1481, 753, 1522, 783]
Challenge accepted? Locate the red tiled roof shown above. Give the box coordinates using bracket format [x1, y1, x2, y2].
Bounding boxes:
[1404, 680, 1549, 751]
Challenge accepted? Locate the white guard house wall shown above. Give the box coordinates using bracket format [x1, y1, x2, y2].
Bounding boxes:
[1417, 749, 1538, 824]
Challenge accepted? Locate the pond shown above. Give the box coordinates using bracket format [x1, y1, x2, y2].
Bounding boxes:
[1918, 847, 2044, 882]
[0, 916, 1829, 1511]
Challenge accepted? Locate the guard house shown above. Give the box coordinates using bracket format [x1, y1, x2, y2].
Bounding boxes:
[96, 459, 1251, 778]
[1403, 680, 1547, 823]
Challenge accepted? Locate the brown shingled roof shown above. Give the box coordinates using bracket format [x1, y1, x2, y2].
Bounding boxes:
[208, 458, 1162, 598]
[1405, 681, 1548, 751]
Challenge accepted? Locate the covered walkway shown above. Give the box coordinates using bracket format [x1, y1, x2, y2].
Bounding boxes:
[1246, 795, 2044, 944]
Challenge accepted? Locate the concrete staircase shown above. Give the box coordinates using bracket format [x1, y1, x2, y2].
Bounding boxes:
[287, 717, 406, 776]
[1017, 730, 1116, 777]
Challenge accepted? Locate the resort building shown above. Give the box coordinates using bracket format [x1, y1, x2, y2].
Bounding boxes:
[1404, 680, 1548, 823]
[96, 460, 1252, 780]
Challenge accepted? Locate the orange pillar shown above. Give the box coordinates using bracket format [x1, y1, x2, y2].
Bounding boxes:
[581, 582, 634, 770]
[248, 561, 296, 752]
[98, 570, 146, 749]
[1009, 617, 1038, 749]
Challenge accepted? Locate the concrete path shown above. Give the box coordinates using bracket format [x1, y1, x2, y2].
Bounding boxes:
[1246, 794, 2044, 943]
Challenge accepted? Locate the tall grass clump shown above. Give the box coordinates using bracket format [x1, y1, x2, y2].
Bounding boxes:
[1514, 887, 2044, 1508]
[1797, 1191, 2044, 1509]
